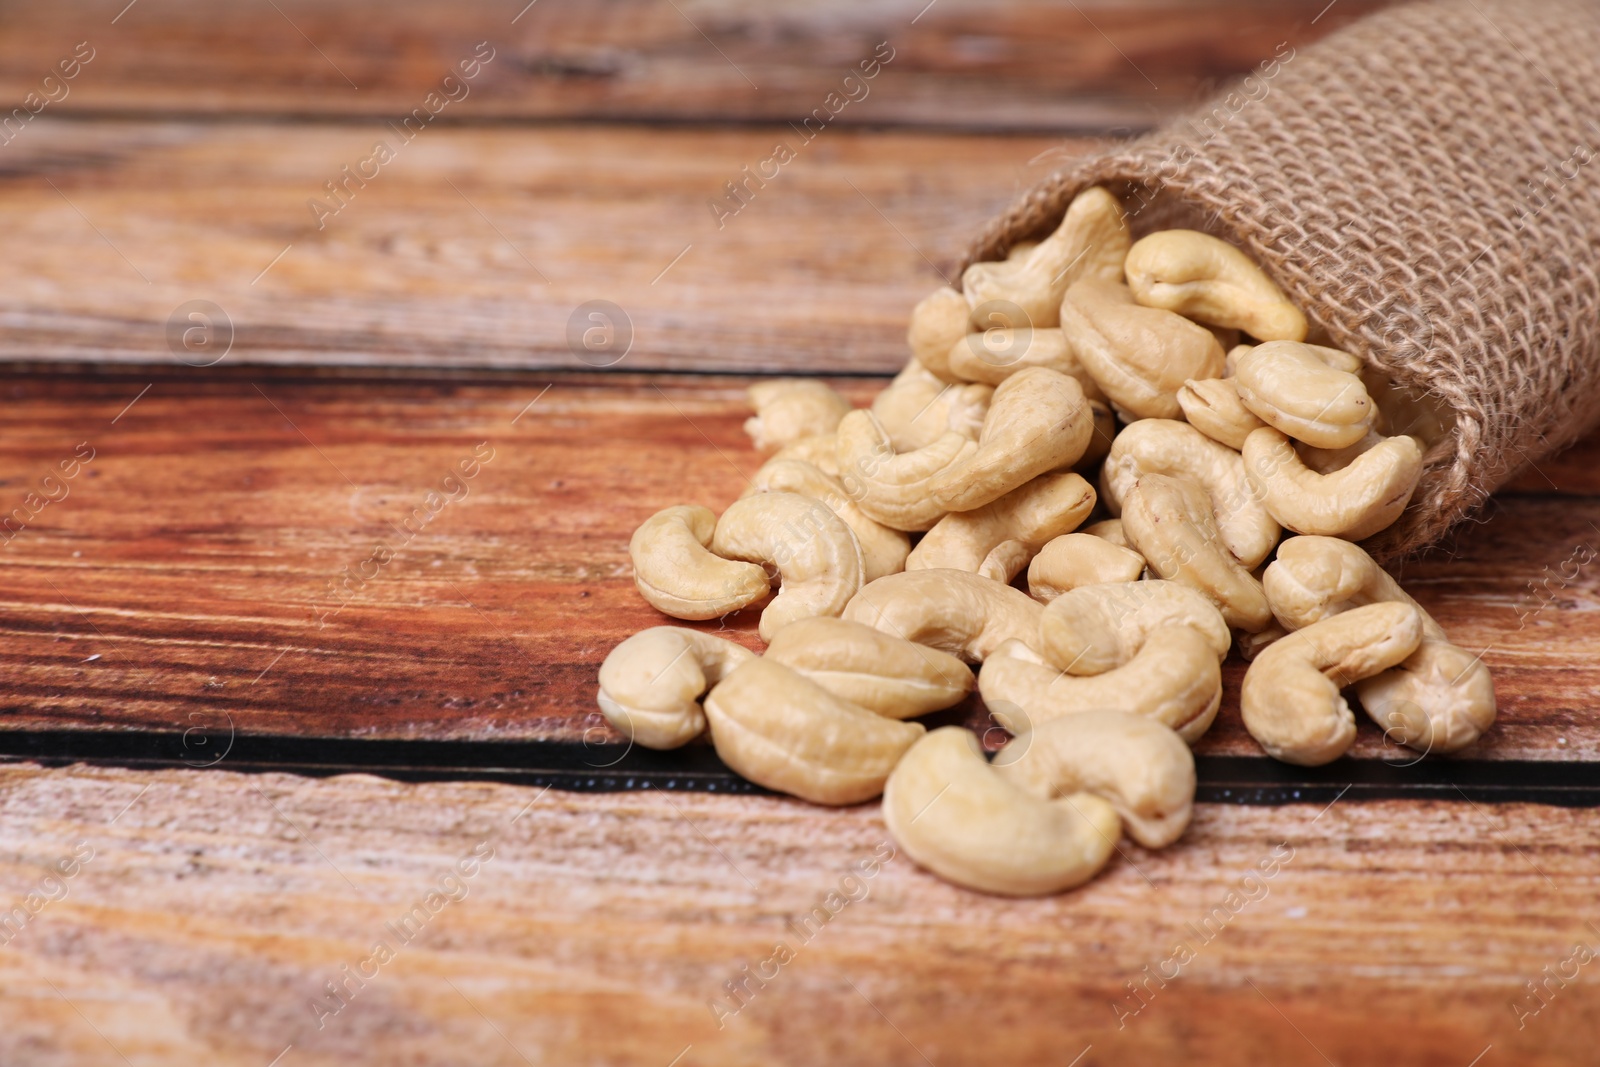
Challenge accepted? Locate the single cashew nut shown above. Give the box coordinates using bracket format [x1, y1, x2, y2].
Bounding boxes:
[927, 367, 1094, 512]
[711, 492, 864, 641]
[907, 288, 971, 382]
[703, 659, 924, 805]
[1241, 601, 1424, 765]
[843, 568, 1043, 663]
[764, 616, 973, 719]
[630, 505, 771, 620]
[1027, 532, 1146, 602]
[1242, 427, 1423, 541]
[1039, 579, 1231, 676]
[1124, 229, 1308, 342]
[944, 327, 1106, 402]
[743, 379, 852, 452]
[993, 710, 1196, 848]
[835, 408, 976, 531]
[1082, 517, 1132, 548]
[1121, 474, 1273, 632]
[1100, 418, 1280, 568]
[871, 360, 993, 452]
[1234, 342, 1375, 449]
[979, 632, 1221, 745]
[744, 458, 910, 582]
[883, 726, 1121, 896]
[1061, 278, 1226, 420]
[909, 472, 1096, 582]
[597, 627, 755, 749]
[771, 432, 841, 477]
[1176, 377, 1267, 451]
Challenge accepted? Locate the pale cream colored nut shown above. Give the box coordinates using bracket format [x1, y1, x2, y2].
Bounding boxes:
[710, 491, 864, 641]
[961, 186, 1130, 330]
[1234, 341, 1375, 449]
[1078, 400, 1118, 471]
[882, 726, 1120, 896]
[630, 505, 771, 620]
[1294, 429, 1385, 475]
[1100, 418, 1280, 568]
[1263, 536, 1495, 753]
[835, 408, 975, 531]
[1027, 533, 1145, 602]
[1237, 623, 1288, 662]
[1124, 229, 1308, 342]
[1176, 377, 1267, 451]
[743, 379, 851, 452]
[909, 472, 1095, 582]
[703, 659, 924, 805]
[870, 360, 993, 453]
[744, 458, 909, 582]
[1060, 278, 1226, 420]
[771, 432, 840, 477]
[979, 632, 1221, 745]
[927, 367, 1093, 512]
[1241, 601, 1424, 765]
[597, 627, 755, 749]
[1039, 579, 1231, 676]
[993, 710, 1196, 848]
[843, 568, 1043, 664]
[1242, 427, 1423, 541]
[764, 616, 972, 719]
[1224, 343, 1251, 377]
[907, 288, 971, 382]
[1082, 518, 1131, 549]
[1007, 240, 1039, 260]
[1120, 474, 1272, 632]
[944, 327, 1106, 402]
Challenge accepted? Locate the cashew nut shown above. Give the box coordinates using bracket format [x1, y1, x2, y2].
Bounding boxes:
[1082, 517, 1132, 548]
[744, 458, 910, 582]
[710, 491, 865, 641]
[1234, 341, 1375, 449]
[1176, 377, 1267, 451]
[909, 472, 1095, 582]
[927, 367, 1094, 512]
[771, 432, 841, 477]
[961, 185, 1130, 330]
[1026, 532, 1146, 602]
[703, 658, 925, 805]
[630, 505, 771, 620]
[907, 287, 971, 382]
[835, 408, 976, 531]
[993, 710, 1196, 848]
[1100, 418, 1279, 568]
[764, 616, 973, 718]
[597, 627, 755, 749]
[1242, 427, 1423, 541]
[743, 379, 852, 452]
[979, 632, 1221, 744]
[944, 327, 1105, 402]
[1240, 601, 1424, 765]
[1060, 278, 1227, 420]
[1123, 229, 1308, 342]
[871, 359, 992, 451]
[1038, 579, 1231, 676]
[1120, 474, 1273, 632]
[882, 727, 1121, 896]
[843, 568, 1043, 663]
[1078, 400, 1118, 471]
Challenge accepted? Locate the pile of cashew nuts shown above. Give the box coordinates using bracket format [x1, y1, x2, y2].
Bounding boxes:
[599, 186, 1496, 896]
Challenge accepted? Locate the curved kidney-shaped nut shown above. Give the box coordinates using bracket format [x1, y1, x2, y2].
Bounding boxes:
[1242, 427, 1423, 541]
[763, 616, 973, 719]
[1241, 601, 1424, 765]
[771, 432, 841, 477]
[1120, 474, 1272, 632]
[1124, 229, 1308, 342]
[704, 659, 924, 805]
[993, 710, 1196, 848]
[835, 409, 976, 531]
[843, 568, 1043, 663]
[743, 380, 851, 452]
[630, 505, 771, 620]
[907, 288, 971, 382]
[944, 328, 1106, 402]
[870, 360, 993, 453]
[1027, 533, 1146, 602]
[1100, 418, 1280, 568]
[1082, 518, 1132, 548]
[961, 186, 1130, 331]
[909, 472, 1095, 580]
[1061, 278, 1226, 420]
[1177, 377, 1268, 451]
[597, 627, 755, 749]
[711, 492, 864, 641]
[1234, 341, 1375, 449]
[883, 727, 1120, 896]
[1039, 579, 1231, 675]
[928, 368, 1093, 512]
[979, 631, 1221, 745]
[744, 458, 909, 582]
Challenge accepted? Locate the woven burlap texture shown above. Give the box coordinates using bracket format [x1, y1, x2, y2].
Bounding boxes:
[961, 0, 1600, 561]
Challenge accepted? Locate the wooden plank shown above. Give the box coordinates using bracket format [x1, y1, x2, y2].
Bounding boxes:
[0, 0, 1386, 130]
[0, 761, 1594, 1066]
[1, 368, 1596, 766]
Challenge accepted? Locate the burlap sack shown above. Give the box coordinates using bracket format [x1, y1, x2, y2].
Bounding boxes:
[960, 0, 1600, 561]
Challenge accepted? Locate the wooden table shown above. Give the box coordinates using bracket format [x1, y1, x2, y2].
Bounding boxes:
[0, 2, 1596, 1064]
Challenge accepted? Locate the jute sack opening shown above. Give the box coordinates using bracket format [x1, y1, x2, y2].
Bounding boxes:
[960, 0, 1600, 562]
